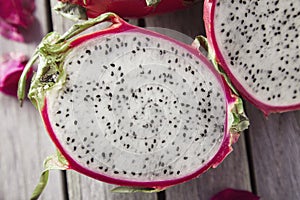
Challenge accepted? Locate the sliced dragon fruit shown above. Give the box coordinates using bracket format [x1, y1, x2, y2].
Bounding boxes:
[204, 0, 300, 115]
[18, 13, 248, 191]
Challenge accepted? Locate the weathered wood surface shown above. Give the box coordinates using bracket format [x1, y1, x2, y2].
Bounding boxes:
[247, 104, 300, 200]
[0, 2, 64, 200]
[1, 1, 300, 200]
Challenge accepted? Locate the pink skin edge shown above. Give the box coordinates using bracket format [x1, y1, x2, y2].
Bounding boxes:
[0, 60, 32, 97]
[211, 188, 260, 200]
[0, 68, 23, 96]
[61, 0, 194, 18]
[41, 16, 238, 189]
[203, 0, 300, 116]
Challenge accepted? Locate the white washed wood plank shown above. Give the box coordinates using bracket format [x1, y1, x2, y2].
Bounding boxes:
[247, 104, 300, 200]
[67, 171, 157, 200]
[164, 135, 251, 200]
[0, 2, 64, 199]
[145, 3, 205, 39]
[0, 96, 64, 200]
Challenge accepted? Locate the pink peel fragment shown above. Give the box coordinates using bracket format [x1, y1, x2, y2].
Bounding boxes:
[0, 0, 35, 42]
[210, 188, 260, 200]
[0, 18, 24, 42]
[0, 53, 32, 97]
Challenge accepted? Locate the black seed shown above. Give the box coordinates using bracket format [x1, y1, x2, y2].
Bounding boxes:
[85, 49, 91, 55]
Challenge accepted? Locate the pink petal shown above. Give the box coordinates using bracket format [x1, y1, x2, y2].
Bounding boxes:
[210, 188, 260, 200]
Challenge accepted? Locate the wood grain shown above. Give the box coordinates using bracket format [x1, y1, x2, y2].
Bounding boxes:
[0, 2, 64, 200]
[247, 104, 300, 200]
[67, 171, 157, 200]
[164, 136, 251, 200]
[145, 3, 205, 39]
[0, 96, 64, 200]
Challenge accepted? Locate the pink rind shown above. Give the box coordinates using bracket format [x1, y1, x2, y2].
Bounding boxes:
[60, 0, 196, 18]
[41, 17, 239, 189]
[203, 0, 300, 116]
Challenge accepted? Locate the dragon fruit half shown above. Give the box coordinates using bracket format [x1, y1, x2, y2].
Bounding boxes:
[204, 0, 300, 115]
[18, 13, 248, 191]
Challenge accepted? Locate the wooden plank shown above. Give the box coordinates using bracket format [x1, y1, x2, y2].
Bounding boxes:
[0, 96, 65, 200]
[0, 2, 64, 200]
[67, 171, 157, 200]
[164, 136, 251, 200]
[247, 104, 300, 199]
[49, 1, 156, 199]
[144, 3, 252, 199]
[145, 3, 205, 39]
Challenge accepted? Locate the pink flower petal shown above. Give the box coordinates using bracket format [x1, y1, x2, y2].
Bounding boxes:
[210, 188, 260, 200]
